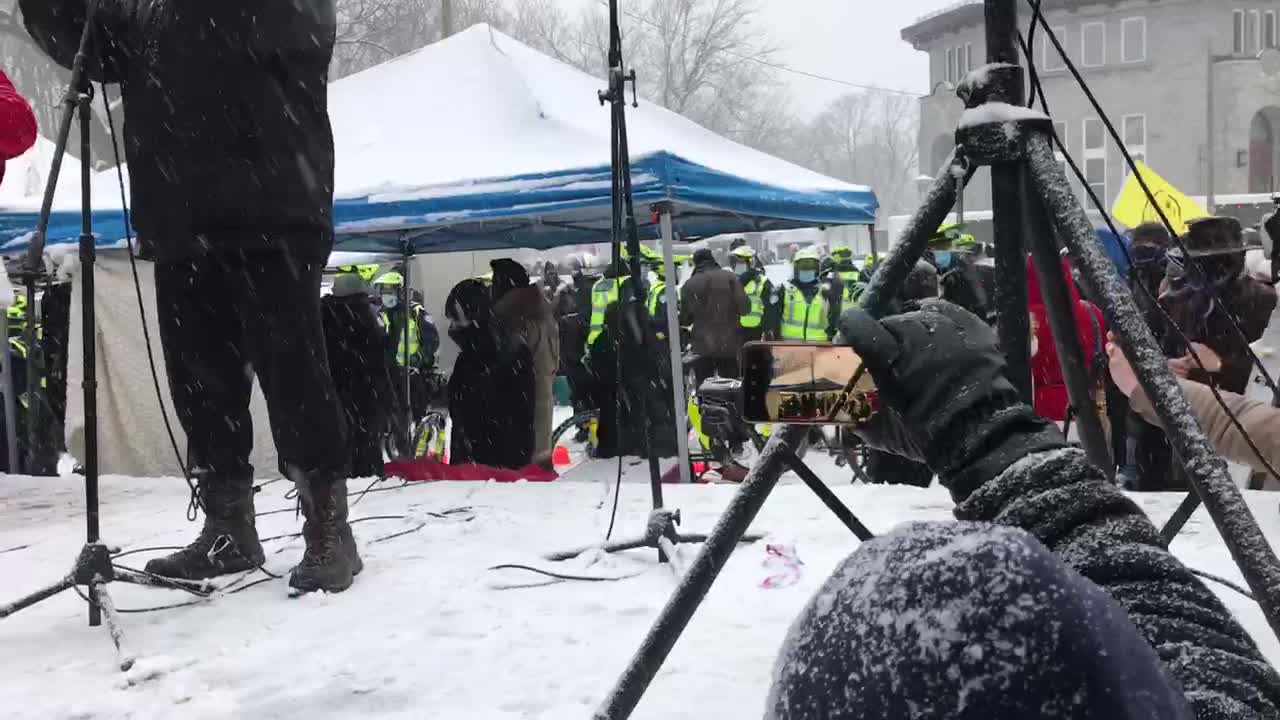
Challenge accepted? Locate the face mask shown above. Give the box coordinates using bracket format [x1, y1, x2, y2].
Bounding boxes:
[933, 251, 953, 269]
[382, 295, 399, 309]
[796, 269, 818, 283]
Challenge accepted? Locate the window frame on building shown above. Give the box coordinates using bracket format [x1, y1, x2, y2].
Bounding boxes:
[1266, 10, 1278, 49]
[1053, 120, 1069, 178]
[946, 47, 955, 83]
[1083, 117, 1107, 202]
[1042, 25, 1067, 71]
[1081, 21, 1106, 68]
[1234, 9, 1246, 54]
[1120, 17, 1146, 63]
[965, 42, 973, 77]
[1122, 114, 1147, 175]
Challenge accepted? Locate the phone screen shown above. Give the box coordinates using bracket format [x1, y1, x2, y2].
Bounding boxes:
[740, 343, 875, 425]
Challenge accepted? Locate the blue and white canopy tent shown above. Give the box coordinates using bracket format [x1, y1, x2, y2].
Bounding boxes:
[0, 24, 877, 479]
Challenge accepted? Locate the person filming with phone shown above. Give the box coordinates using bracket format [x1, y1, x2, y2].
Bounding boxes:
[764, 300, 1279, 719]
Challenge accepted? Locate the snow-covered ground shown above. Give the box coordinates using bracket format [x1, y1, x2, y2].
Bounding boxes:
[3, 464, 1279, 719]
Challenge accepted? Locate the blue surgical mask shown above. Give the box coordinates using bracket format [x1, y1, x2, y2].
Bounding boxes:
[796, 270, 818, 283]
[933, 251, 953, 269]
[382, 294, 399, 309]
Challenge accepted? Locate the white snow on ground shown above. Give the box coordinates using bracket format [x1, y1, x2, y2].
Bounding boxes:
[2, 466, 1280, 719]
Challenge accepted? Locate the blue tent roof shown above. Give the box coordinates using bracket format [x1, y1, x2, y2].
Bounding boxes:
[0, 25, 877, 256]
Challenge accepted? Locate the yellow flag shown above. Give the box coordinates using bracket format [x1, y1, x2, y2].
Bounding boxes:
[1111, 161, 1208, 235]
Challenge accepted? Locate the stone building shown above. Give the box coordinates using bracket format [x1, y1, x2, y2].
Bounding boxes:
[902, 0, 1280, 216]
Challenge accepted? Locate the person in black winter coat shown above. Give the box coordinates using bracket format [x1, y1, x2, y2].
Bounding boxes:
[587, 302, 677, 459]
[322, 274, 393, 479]
[768, 301, 1280, 719]
[21, 0, 358, 593]
[445, 279, 535, 469]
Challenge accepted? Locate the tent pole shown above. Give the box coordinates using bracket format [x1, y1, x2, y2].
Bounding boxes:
[401, 245, 413, 444]
[1, 308, 16, 471]
[658, 208, 691, 485]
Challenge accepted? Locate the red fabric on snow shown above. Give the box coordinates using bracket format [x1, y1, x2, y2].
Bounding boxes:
[385, 458, 558, 483]
[1027, 255, 1106, 421]
[0, 68, 37, 188]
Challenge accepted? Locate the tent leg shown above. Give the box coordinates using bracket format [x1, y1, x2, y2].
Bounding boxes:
[1, 310, 16, 472]
[401, 247, 413, 444]
[659, 209, 692, 485]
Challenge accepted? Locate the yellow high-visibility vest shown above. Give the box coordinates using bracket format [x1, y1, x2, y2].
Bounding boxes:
[381, 304, 422, 365]
[589, 278, 623, 345]
[647, 281, 666, 319]
[741, 278, 766, 328]
[780, 284, 830, 342]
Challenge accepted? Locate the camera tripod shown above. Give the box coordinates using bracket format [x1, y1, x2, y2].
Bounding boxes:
[591, 0, 1280, 716]
[0, 11, 204, 672]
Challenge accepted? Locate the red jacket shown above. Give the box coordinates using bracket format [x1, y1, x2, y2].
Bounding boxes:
[0, 68, 37, 188]
[1027, 256, 1106, 421]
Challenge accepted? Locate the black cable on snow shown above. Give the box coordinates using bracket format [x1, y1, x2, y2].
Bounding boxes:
[98, 83, 198, 519]
[488, 563, 646, 583]
[1015, 18, 1280, 485]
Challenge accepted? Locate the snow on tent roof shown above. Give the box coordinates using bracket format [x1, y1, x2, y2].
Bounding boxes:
[0, 23, 877, 256]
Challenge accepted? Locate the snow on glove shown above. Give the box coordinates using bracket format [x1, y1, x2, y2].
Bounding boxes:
[836, 300, 1067, 502]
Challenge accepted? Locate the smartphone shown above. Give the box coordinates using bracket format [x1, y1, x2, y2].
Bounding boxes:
[740, 342, 877, 426]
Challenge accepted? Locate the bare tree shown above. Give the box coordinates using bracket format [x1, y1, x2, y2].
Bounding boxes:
[797, 91, 919, 215]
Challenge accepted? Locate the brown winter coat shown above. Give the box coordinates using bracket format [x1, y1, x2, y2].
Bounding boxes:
[679, 261, 749, 359]
[494, 286, 560, 458]
[1130, 378, 1280, 475]
[1154, 276, 1277, 394]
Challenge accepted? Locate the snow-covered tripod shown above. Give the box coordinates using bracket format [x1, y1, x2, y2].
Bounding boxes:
[0, 5, 208, 672]
[592, 0, 1280, 716]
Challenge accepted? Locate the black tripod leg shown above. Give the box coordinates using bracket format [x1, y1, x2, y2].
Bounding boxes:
[784, 450, 874, 541]
[594, 424, 808, 720]
[92, 584, 135, 671]
[1160, 492, 1202, 544]
[0, 573, 74, 618]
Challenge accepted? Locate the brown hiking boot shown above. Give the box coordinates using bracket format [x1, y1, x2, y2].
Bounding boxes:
[144, 473, 265, 580]
[289, 475, 363, 593]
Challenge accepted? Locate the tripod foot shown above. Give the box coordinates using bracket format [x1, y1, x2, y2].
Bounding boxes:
[92, 584, 136, 672]
[0, 574, 74, 619]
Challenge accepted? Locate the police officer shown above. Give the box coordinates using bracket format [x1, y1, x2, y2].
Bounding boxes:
[928, 224, 989, 320]
[829, 245, 865, 311]
[730, 246, 780, 342]
[374, 272, 440, 424]
[780, 247, 841, 342]
[588, 253, 644, 347]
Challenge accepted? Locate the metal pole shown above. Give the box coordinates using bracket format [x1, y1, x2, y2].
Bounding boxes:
[1, 310, 16, 472]
[593, 424, 810, 720]
[1024, 205, 1113, 476]
[1206, 45, 1216, 210]
[401, 249, 412, 437]
[985, 0, 1033, 403]
[441, 0, 454, 39]
[23, 278, 38, 471]
[659, 210, 692, 485]
[1026, 130, 1280, 642]
[74, 72, 101, 628]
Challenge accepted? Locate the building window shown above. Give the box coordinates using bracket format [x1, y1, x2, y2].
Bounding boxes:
[1081, 22, 1106, 67]
[1251, 10, 1262, 53]
[1121, 17, 1146, 63]
[946, 47, 955, 83]
[965, 43, 973, 76]
[1266, 11, 1278, 49]
[1043, 25, 1067, 71]
[1122, 114, 1147, 173]
[1084, 117, 1107, 201]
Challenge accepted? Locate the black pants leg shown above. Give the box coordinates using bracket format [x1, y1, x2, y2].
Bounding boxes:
[156, 245, 348, 480]
[693, 356, 740, 388]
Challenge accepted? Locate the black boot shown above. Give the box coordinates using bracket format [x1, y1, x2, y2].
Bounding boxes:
[289, 475, 363, 593]
[144, 474, 265, 580]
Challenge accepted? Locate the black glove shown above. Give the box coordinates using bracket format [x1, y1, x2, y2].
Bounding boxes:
[837, 300, 1066, 502]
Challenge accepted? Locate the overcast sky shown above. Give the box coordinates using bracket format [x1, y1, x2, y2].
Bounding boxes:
[551, 0, 952, 116]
